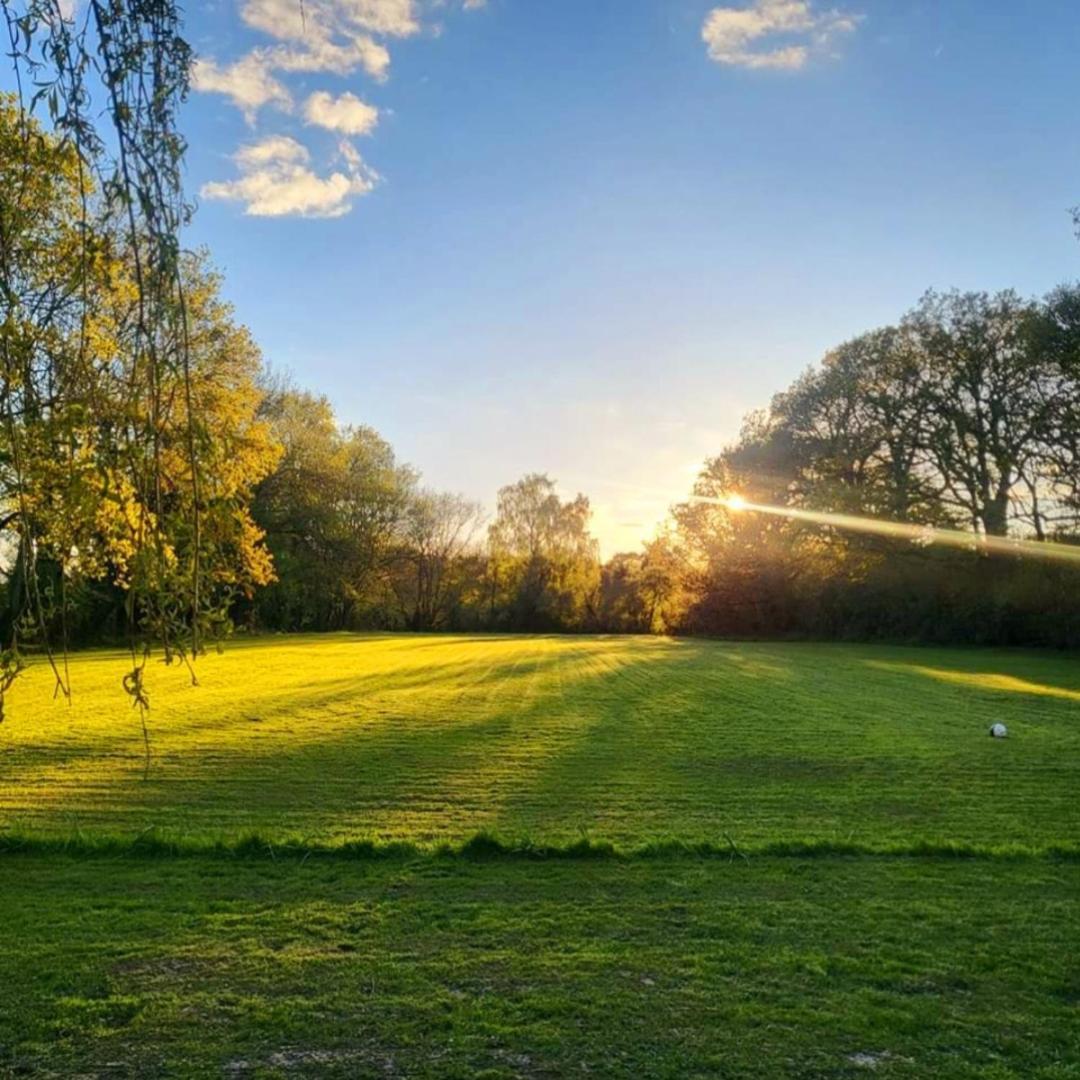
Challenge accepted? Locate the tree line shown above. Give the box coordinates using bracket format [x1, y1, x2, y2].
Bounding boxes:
[241, 284, 1080, 646]
[14, 283, 1080, 650]
[5, 97, 1080, 661]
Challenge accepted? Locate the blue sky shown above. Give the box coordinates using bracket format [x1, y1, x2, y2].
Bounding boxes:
[179, 0, 1080, 554]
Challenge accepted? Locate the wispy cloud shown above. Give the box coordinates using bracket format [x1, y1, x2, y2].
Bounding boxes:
[702, 0, 862, 70]
[200, 135, 378, 218]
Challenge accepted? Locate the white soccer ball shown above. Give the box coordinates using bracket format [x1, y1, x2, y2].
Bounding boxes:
[989, 723, 1008, 738]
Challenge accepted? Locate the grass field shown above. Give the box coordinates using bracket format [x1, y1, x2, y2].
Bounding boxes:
[3, 633, 1079, 848]
[4, 854, 1077, 1079]
[2, 634, 1079, 1077]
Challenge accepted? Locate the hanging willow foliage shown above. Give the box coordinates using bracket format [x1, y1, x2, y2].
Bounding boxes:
[0, 0, 232, 731]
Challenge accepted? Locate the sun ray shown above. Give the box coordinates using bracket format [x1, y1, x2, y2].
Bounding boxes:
[707, 495, 1080, 566]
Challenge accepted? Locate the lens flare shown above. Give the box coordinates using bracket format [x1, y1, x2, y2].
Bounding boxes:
[559, 471, 1080, 567]
[693, 494, 1080, 567]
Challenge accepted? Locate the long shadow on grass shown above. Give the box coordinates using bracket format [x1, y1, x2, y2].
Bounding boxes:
[6, 638, 1080, 846]
[484, 640, 1080, 846]
[3, 638, 693, 839]
[0, 651, 536, 791]
[3, 639, 582, 768]
[0, 640, 586, 824]
[5, 639, 878, 842]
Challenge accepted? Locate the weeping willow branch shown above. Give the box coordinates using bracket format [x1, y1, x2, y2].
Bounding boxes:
[0, 0, 204, 725]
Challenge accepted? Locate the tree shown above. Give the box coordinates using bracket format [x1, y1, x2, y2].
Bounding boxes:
[661, 284, 1080, 646]
[906, 290, 1049, 537]
[599, 537, 682, 634]
[251, 384, 416, 631]
[670, 442, 807, 637]
[487, 474, 600, 630]
[771, 329, 947, 525]
[0, 96, 279, 712]
[389, 491, 483, 631]
[1025, 283, 1080, 538]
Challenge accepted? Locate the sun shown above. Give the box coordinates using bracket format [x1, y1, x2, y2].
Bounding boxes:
[725, 493, 748, 512]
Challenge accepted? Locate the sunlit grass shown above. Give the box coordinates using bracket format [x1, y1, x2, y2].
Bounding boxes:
[867, 661, 1080, 703]
[2, 633, 1077, 848]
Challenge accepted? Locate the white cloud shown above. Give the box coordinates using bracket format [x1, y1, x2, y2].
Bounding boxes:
[201, 135, 378, 218]
[268, 36, 391, 80]
[335, 0, 419, 36]
[304, 90, 379, 135]
[239, 0, 417, 83]
[195, 0, 413, 112]
[193, 0, 479, 221]
[241, 0, 418, 46]
[191, 54, 292, 120]
[702, 0, 861, 70]
[238, 0, 310, 40]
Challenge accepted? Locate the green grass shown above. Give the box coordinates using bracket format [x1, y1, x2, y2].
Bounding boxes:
[2, 634, 1079, 1076]
[2, 633, 1078, 848]
[3, 853, 1078, 1078]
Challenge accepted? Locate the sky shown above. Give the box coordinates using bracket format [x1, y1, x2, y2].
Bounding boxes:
[176, 0, 1080, 555]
